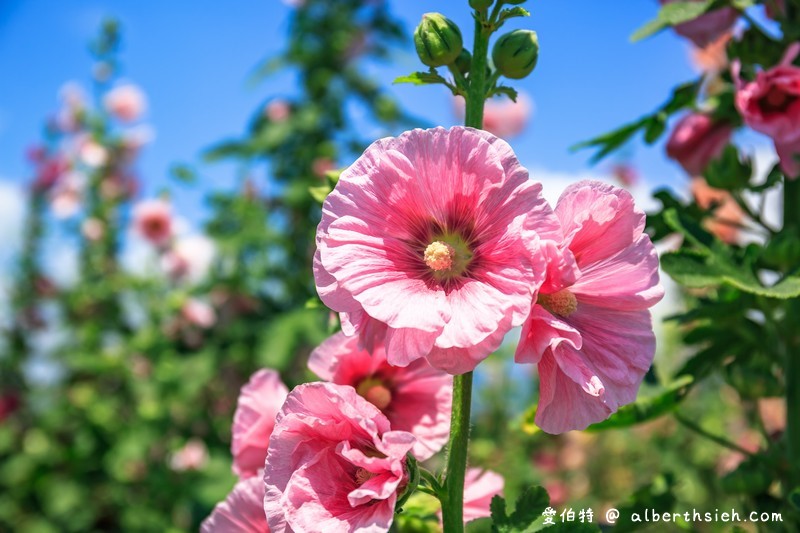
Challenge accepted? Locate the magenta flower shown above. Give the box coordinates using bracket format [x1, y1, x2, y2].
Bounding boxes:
[516, 181, 663, 433]
[665, 113, 733, 176]
[659, 0, 738, 47]
[201, 476, 270, 533]
[314, 126, 558, 374]
[232, 369, 289, 479]
[309, 332, 452, 460]
[263, 382, 415, 533]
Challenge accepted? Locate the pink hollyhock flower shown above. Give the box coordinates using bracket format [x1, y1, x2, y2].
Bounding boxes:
[50, 172, 84, 218]
[104, 84, 147, 122]
[462, 469, 504, 523]
[515, 181, 663, 434]
[690, 31, 731, 74]
[161, 234, 217, 284]
[265, 100, 291, 123]
[81, 218, 105, 241]
[735, 44, 800, 146]
[660, 0, 738, 47]
[133, 198, 173, 245]
[308, 332, 451, 460]
[169, 438, 209, 472]
[181, 299, 216, 329]
[232, 369, 289, 479]
[665, 113, 733, 176]
[312, 157, 336, 179]
[263, 382, 415, 533]
[202, 476, 270, 533]
[454, 94, 533, 139]
[314, 126, 558, 374]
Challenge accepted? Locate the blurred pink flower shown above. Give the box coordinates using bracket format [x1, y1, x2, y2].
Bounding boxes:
[611, 163, 639, 188]
[32, 156, 68, 192]
[311, 157, 336, 178]
[454, 94, 532, 139]
[515, 181, 663, 433]
[79, 140, 109, 168]
[735, 43, 800, 175]
[665, 113, 733, 176]
[104, 84, 147, 122]
[232, 369, 289, 479]
[315, 126, 558, 374]
[202, 476, 270, 533]
[263, 382, 415, 533]
[181, 299, 216, 329]
[462, 469, 504, 523]
[776, 136, 800, 178]
[81, 218, 105, 241]
[691, 178, 744, 243]
[660, 0, 738, 47]
[690, 31, 731, 74]
[265, 100, 291, 122]
[50, 173, 84, 218]
[161, 234, 217, 284]
[169, 438, 209, 472]
[0, 392, 20, 423]
[308, 332, 452, 460]
[133, 198, 173, 245]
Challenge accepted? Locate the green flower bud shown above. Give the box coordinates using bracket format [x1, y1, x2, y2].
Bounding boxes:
[469, 0, 493, 10]
[414, 13, 463, 68]
[492, 29, 539, 79]
[454, 49, 472, 75]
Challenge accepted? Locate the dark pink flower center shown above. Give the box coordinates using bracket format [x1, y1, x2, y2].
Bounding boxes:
[759, 86, 797, 114]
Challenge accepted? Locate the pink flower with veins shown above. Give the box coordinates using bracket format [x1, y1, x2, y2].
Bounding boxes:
[263, 382, 415, 533]
[308, 332, 452, 460]
[454, 94, 532, 139]
[516, 181, 663, 433]
[202, 476, 270, 533]
[665, 113, 733, 176]
[104, 84, 147, 122]
[231, 369, 289, 479]
[659, 0, 738, 47]
[315, 127, 559, 374]
[462, 469, 504, 523]
[133, 198, 173, 245]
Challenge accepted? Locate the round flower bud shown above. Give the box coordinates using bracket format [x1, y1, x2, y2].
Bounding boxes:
[492, 29, 539, 79]
[469, 0, 493, 10]
[414, 13, 463, 68]
[455, 49, 472, 75]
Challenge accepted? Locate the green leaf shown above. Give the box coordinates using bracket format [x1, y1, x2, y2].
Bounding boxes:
[393, 70, 448, 86]
[704, 145, 752, 190]
[750, 162, 783, 192]
[661, 250, 723, 288]
[586, 376, 694, 431]
[631, 18, 667, 43]
[309, 185, 332, 204]
[492, 85, 519, 102]
[611, 474, 677, 532]
[720, 455, 773, 494]
[789, 488, 800, 511]
[491, 486, 550, 533]
[497, 6, 530, 26]
[169, 163, 197, 184]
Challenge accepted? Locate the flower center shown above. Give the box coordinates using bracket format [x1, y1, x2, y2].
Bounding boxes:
[424, 241, 454, 271]
[538, 289, 578, 317]
[356, 378, 392, 410]
[760, 86, 796, 113]
[422, 233, 473, 279]
[354, 468, 375, 486]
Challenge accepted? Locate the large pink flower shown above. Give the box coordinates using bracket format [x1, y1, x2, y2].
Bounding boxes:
[314, 126, 558, 375]
[665, 113, 733, 176]
[202, 476, 269, 533]
[263, 382, 415, 533]
[232, 369, 289, 478]
[309, 332, 451, 460]
[660, 0, 738, 47]
[516, 181, 663, 434]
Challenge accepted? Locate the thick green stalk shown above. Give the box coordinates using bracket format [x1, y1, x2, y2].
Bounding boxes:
[441, 371, 474, 533]
[784, 177, 800, 492]
[440, 18, 490, 533]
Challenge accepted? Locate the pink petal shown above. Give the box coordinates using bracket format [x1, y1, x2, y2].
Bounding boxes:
[201, 477, 269, 533]
[515, 305, 582, 366]
[463, 469, 505, 523]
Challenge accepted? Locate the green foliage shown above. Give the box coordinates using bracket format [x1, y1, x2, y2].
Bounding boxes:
[490, 486, 549, 533]
[586, 377, 694, 431]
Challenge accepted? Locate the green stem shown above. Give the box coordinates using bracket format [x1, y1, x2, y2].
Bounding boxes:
[674, 413, 757, 457]
[464, 16, 489, 129]
[784, 177, 800, 491]
[441, 372, 474, 533]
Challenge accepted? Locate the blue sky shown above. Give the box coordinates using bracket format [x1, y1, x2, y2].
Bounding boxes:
[0, 1, 761, 223]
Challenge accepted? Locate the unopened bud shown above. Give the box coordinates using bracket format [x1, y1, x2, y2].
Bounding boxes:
[455, 49, 472, 75]
[414, 13, 463, 68]
[492, 29, 539, 79]
[469, 0, 493, 10]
